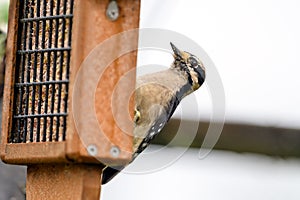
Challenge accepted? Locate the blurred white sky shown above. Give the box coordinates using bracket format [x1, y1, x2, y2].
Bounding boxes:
[102, 147, 300, 200]
[137, 0, 300, 129]
[103, 1, 300, 200]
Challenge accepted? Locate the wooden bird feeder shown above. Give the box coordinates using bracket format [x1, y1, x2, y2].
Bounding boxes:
[1, 0, 140, 199]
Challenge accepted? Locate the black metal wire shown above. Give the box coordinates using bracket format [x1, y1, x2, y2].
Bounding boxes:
[20, 14, 73, 23]
[10, 0, 74, 143]
[14, 113, 68, 119]
[11, 0, 27, 143]
[29, 0, 40, 142]
[49, 0, 60, 142]
[63, 0, 74, 141]
[23, 1, 34, 143]
[36, 0, 47, 143]
[17, 47, 71, 54]
[55, 0, 66, 142]
[15, 80, 69, 87]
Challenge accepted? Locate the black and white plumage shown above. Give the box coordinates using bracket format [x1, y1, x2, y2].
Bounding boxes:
[102, 42, 206, 184]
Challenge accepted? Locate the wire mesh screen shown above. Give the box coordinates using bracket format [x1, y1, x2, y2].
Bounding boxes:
[10, 0, 74, 143]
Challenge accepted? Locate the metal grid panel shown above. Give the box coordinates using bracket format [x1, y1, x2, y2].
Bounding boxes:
[10, 0, 74, 143]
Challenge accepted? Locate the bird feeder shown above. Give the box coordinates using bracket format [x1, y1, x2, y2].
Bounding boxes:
[1, 0, 140, 199]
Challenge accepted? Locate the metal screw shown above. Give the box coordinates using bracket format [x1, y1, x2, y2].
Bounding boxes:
[106, 0, 119, 21]
[110, 146, 120, 157]
[87, 144, 98, 156]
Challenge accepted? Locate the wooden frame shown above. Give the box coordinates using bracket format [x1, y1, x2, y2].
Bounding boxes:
[1, 0, 20, 160]
[1, 0, 140, 166]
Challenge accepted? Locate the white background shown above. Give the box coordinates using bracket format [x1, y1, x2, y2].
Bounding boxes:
[103, 1, 300, 200]
[137, 0, 300, 129]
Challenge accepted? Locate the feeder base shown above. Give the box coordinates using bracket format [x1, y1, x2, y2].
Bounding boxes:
[27, 164, 103, 200]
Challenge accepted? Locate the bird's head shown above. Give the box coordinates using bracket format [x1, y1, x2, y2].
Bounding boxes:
[170, 42, 205, 91]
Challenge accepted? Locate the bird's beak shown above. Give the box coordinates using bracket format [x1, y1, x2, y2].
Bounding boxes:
[170, 42, 183, 59]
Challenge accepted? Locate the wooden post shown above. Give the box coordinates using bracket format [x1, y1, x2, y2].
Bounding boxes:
[27, 164, 103, 200]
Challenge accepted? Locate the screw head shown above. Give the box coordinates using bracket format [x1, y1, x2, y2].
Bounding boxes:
[110, 146, 120, 157]
[87, 144, 98, 156]
[106, 0, 119, 21]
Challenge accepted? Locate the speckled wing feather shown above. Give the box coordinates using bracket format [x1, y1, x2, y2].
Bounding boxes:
[101, 95, 179, 185]
[102, 76, 184, 185]
[132, 86, 180, 158]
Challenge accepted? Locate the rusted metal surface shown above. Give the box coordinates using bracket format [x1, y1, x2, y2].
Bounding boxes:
[27, 164, 103, 200]
[3, 142, 66, 164]
[66, 0, 140, 165]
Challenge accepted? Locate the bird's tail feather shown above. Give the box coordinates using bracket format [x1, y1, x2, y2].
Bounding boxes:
[101, 166, 125, 185]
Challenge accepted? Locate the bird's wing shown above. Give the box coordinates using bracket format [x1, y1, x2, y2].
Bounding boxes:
[133, 92, 179, 159]
[101, 97, 178, 185]
[102, 82, 182, 185]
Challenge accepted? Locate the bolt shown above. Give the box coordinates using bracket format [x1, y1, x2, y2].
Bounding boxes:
[110, 146, 120, 157]
[87, 144, 98, 156]
[106, 0, 119, 21]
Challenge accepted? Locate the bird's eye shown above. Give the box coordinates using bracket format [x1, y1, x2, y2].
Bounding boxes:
[189, 57, 198, 67]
